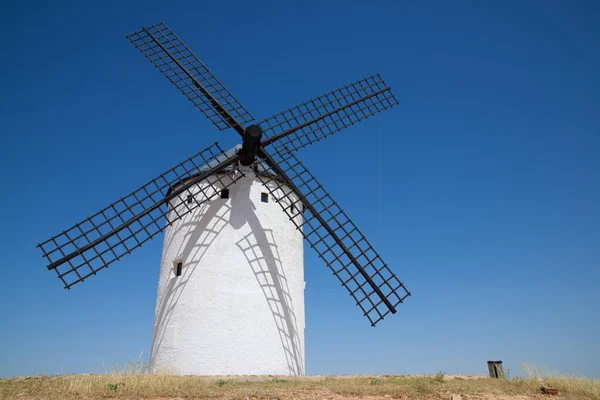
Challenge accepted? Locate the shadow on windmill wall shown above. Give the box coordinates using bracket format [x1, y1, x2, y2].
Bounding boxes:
[150, 174, 303, 375]
[151, 200, 230, 364]
[232, 174, 304, 375]
[236, 219, 304, 375]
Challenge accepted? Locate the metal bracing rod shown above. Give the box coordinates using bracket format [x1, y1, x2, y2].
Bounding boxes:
[258, 147, 397, 314]
[261, 86, 390, 148]
[142, 26, 246, 137]
[46, 154, 240, 271]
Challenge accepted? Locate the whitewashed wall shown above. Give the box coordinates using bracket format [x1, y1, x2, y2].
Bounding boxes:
[150, 166, 305, 375]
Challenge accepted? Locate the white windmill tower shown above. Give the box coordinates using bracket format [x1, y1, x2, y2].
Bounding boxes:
[152, 149, 306, 375]
[38, 22, 411, 376]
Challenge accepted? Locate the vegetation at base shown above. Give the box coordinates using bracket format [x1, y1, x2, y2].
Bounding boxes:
[433, 370, 445, 383]
[0, 363, 598, 399]
[106, 381, 125, 391]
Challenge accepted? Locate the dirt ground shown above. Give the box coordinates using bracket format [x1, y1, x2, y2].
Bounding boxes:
[1, 374, 598, 399]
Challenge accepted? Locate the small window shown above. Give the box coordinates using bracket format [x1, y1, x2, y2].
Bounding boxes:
[290, 202, 296, 213]
[186, 194, 193, 204]
[220, 188, 229, 199]
[175, 261, 183, 277]
[261, 192, 269, 203]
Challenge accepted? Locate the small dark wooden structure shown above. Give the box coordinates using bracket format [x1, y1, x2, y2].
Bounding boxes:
[487, 360, 505, 379]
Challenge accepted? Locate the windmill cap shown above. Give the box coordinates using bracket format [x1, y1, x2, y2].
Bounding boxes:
[165, 144, 282, 197]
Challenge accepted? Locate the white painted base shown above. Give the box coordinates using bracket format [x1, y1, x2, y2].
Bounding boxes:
[150, 167, 305, 375]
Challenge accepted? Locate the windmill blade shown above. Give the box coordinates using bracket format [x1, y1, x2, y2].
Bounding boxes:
[257, 147, 410, 326]
[38, 144, 243, 289]
[260, 74, 398, 152]
[127, 22, 254, 135]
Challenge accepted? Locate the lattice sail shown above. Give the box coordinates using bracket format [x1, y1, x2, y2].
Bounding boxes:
[260, 74, 398, 152]
[127, 22, 254, 131]
[257, 148, 410, 326]
[38, 143, 243, 289]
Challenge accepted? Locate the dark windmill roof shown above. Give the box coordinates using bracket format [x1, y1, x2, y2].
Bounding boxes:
[167, 144, 282, 196]
[198, 144, 279, 176]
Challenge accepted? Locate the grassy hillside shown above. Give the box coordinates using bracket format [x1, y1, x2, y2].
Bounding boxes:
[1, 373, 599, 399]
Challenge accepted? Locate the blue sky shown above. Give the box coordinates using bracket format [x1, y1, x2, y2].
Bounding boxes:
[1, 0, 598, 378]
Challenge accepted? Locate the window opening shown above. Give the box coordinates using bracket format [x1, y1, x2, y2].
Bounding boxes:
[186, 194, 193, 204]
[220, 188, 229, 199]
[261, 192, 269, 203]
[175, 260, 183, 277]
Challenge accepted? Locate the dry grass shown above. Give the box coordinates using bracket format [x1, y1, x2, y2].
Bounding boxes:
[1, 365, 598, 400]
[520, 362, 600, 400]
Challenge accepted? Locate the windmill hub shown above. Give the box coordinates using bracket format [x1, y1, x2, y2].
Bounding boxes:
[238, 124, 264, 166]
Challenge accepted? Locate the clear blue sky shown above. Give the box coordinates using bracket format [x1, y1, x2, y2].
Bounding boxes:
[1, 0, 598, 378]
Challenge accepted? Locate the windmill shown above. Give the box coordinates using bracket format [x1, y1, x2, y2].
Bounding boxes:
[38, 23, 411, 375]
